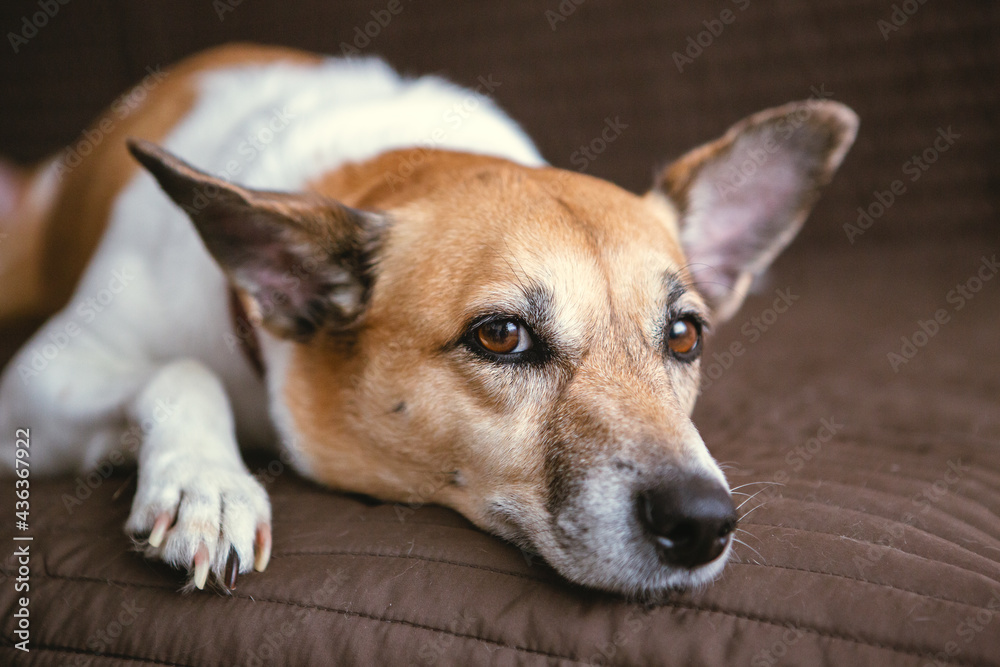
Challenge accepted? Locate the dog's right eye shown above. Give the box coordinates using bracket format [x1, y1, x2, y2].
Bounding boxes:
[474, 319, 533, 356]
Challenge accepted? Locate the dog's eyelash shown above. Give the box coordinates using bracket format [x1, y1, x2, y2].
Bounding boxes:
[663, 309, 709, 334]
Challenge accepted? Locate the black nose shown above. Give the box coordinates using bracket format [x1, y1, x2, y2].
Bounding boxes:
[638, 475, 737, 569]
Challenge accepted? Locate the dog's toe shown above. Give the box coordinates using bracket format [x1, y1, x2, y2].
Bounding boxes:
[126, 466, 272, 591]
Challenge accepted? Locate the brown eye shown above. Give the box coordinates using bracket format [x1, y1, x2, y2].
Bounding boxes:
[667, 317, 701, 360]
[475, 319, 531, 355]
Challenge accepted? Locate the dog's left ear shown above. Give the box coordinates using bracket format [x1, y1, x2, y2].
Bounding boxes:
[651, 101, 858, 322]
[128, 139, 386, 340]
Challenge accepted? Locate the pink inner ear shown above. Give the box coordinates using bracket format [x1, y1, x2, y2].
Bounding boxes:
[681, 141, 812, 282]
[231, 243, 321, 315]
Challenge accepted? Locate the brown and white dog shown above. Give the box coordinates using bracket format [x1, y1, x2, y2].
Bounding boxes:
[0, 44, 857, 596]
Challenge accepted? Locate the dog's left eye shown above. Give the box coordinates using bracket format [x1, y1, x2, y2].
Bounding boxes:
[666, 316, 702, 361]
[473, 319, 533, 356]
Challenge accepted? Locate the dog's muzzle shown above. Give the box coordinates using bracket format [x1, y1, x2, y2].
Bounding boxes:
[536, 457, 738, 595]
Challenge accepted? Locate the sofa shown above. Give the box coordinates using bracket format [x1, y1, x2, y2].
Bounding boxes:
[1, 0, 997, 664]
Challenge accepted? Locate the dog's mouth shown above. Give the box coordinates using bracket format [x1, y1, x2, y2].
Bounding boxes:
[483, 465, 737, 597]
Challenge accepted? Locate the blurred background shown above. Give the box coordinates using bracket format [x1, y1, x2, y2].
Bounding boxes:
[0, 0, 994, 247]
[0, 0, 997, 439]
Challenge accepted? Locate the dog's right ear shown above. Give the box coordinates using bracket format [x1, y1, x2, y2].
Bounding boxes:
[127, 139, 386, 340]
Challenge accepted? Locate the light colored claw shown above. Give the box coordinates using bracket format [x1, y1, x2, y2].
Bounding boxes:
[255, 524, 272, 572]
[148, 513, 171, 548]
[193, 544, 210, 590]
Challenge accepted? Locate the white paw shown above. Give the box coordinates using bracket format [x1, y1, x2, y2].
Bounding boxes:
[125, 463, 272, 592]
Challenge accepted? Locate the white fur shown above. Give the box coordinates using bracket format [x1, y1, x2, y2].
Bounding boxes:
[124, 360, 270, 580]
[0, 56, 544, 587]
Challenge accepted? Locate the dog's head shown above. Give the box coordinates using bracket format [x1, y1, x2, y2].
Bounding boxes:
[130, 100, 857, 596]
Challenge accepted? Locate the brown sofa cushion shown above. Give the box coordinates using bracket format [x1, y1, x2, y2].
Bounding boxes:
[1, 0, 998, 664]
[3, 237, 998, 666]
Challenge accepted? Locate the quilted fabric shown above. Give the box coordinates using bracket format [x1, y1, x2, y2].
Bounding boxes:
[2, 238, 998, 666]
[0, 0, 998, 664]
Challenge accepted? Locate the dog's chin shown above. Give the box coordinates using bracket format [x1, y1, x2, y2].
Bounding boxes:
[484, 496, 732, 600]
[532, 524, 733, 600]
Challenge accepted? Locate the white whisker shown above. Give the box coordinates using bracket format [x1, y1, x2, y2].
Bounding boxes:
[738, 502, 767, 521]
[735, 527, 763, 543]
[736, 485, 774, 511]
[730, 481, 784, 493]
[732, 537, 767, 565]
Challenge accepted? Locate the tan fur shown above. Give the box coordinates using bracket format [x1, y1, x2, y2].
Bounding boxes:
[0, 160, 49, 322]
[0, 43, 320, 324]
[289, 150, 702, 528]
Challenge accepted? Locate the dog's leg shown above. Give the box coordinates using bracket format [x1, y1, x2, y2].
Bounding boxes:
[0, 315, 151, 474]
[125, 359, 271, 591]
[0, 315, 271, 590]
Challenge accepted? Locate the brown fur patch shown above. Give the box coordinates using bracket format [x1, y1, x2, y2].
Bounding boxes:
[26, 44, 321, 321]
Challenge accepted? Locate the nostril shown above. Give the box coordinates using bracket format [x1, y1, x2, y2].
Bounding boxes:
[661, 519, 698, 549]
[638, 477, 737, 569]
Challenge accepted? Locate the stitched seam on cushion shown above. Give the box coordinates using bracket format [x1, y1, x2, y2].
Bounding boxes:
[780, 478, 1000, 528]
[5, 526, 995, 610]
[715, 427, 1000, 452]
[725, 560, 1000, 611]
[271, 548, 547, 582]
[742, 519, 1000, 581]
[266, 517, 478, 530]
[20, 572, 592, 666]
[5, 642, 195, 667]
[742, 497, 1000, 566]
[244, 594, 593, 664]
[736, 477, 1000, 529]
[665, 601, 996, 667]
[23, 571, 994, 665]
[733, 470, 1000, 508]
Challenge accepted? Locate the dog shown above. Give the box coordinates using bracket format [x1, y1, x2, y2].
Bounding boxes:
[0, 44, 857, 596]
